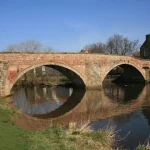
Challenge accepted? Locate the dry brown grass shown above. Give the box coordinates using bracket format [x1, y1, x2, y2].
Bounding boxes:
[29, 121, 116, 150]
[136, 140, 150, 150]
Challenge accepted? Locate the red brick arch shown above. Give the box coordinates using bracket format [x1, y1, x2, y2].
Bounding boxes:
[10, 62, 86, 91]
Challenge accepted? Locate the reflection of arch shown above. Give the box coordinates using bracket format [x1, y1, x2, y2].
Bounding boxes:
[103, 83, 145, 103]
[102, 63, 145, 83]
[32, 88, 85, 118]
[10, 62, 86, 91]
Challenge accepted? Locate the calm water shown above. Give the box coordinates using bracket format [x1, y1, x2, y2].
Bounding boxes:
[12, 83, 150, 149]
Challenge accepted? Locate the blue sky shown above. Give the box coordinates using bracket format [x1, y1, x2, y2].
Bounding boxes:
[0, 0, 150, 52]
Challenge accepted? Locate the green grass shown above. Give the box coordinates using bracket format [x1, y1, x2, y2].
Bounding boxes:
[0, 99, 30, 150]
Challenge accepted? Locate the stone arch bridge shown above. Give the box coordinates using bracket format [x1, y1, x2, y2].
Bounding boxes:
[1, 53, 150, 96]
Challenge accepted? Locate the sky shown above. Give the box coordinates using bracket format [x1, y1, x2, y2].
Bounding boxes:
[0, 0, 150, 52]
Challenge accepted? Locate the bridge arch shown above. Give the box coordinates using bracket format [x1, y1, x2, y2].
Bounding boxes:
[102, 62, 146, 84]
[10, 62, 86, 91]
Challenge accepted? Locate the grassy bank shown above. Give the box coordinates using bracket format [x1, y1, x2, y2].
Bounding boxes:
[0, 98, 115, 150]
[0, 98, 29, 150]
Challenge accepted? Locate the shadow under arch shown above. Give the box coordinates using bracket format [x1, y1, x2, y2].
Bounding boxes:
[102, 83, 145, 103]
[10, 62, 86, 91]
[102, 63, 145, 84]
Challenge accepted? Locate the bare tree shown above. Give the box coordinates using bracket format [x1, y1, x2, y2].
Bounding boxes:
[42, 47, 53, 53]
[19, 40, 42, 52]
[81, 42, 106, 53]
[5, 40, 52, 53]
[6, 44, 18, 52]
[81, 34, 139, 55]
[106, 34, 139, 55]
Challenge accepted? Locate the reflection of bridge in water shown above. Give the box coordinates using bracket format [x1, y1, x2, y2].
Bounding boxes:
[12, 86, 73, 115]
[15, 84, 150, 130]
[32, 86, 73, 103]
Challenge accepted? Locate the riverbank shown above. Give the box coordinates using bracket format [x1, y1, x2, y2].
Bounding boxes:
[15, 75, 72, 87]
[0, 97, 116, 150]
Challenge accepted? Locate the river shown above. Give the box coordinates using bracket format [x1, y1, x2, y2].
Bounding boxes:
[11, 83, 150, 149]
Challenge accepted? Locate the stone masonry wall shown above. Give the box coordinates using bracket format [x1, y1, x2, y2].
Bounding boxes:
[0, 53, 150, 95]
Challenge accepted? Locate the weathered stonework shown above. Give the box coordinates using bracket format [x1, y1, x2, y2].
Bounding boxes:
[0, 61, 9, 96]
[0, 53, 150, 96]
